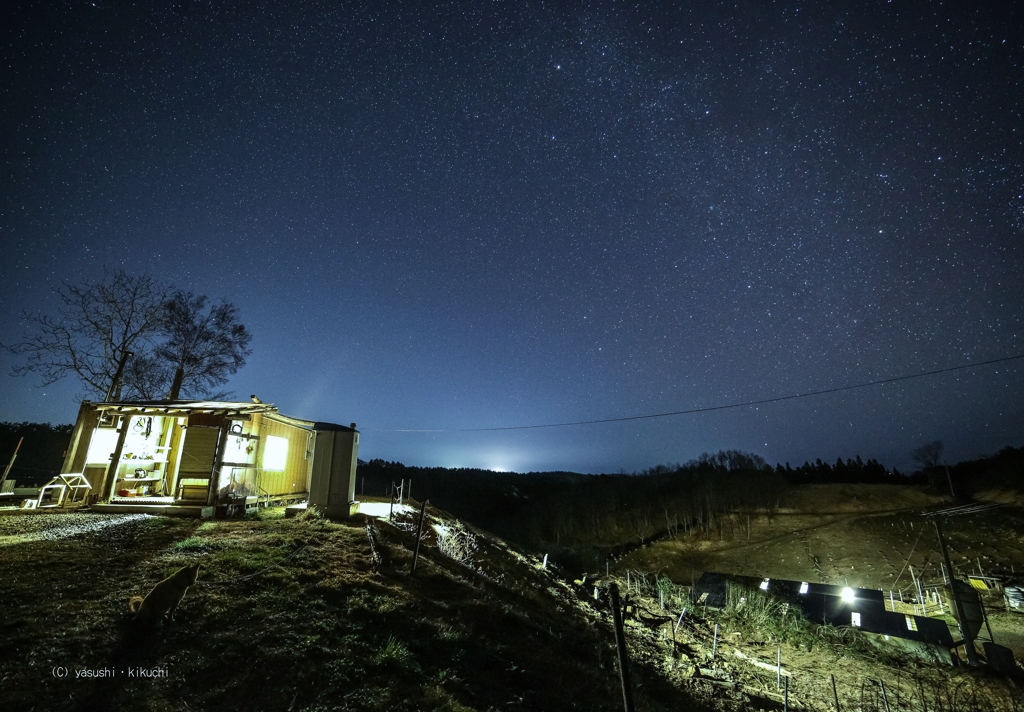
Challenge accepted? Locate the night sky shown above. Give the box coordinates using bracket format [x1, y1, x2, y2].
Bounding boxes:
[2, 1, 1022, 474]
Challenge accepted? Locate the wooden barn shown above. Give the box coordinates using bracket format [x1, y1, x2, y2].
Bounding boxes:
[59, 400, 359, 517]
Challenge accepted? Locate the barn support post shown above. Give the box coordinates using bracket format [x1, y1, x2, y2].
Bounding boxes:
[207, 422, 232, 508]
[101, 414, 132, 501]
[1, 437, 23, 490]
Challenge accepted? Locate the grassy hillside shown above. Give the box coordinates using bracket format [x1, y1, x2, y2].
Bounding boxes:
[3, 490, 1023, 711]
[1, 505, 733, 711]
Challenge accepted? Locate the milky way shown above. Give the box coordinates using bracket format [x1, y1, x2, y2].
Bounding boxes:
[2, 1, 1022, 473]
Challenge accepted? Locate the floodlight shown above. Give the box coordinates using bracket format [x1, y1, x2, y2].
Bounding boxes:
[841, 587, 855, 603]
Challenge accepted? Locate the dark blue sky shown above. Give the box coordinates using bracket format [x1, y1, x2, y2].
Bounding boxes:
[2, 1, 1022, 473]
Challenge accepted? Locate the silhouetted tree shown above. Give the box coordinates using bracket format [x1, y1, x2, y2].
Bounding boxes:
[911, 440, 944, 469]
[4, 271, 253, 401]
[3, 270, 168, 399]
[156, 291, 252, 399]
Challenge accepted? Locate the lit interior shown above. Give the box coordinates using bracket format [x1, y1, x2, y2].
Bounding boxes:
[799, 582, 809, 594]
[264, 435, 288, 470]
[85, 428, 119, 465]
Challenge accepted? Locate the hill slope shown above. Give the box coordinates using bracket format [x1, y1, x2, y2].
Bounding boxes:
[2, 491, 1022, 711]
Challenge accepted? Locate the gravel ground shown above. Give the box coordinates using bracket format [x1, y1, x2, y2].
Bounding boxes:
[0, 511, 153, 544]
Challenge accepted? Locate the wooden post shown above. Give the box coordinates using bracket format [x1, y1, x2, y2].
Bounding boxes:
[777, 646, 782, 689]
[831, 673, 840, 711]
[712, 623, 718, 660]
[101, 415, 131, 501]
[784, 676, 788, 712]
[0, 436, 23, 489]
[410, 499, 428, 573]
[879, 680, 890, 712]
[608, 583, 635, 712]
[979, 597, 995, 642]
[933, 516, 979, 665]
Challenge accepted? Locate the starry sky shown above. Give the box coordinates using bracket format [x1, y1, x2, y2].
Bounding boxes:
[2, 1, 1022, 474]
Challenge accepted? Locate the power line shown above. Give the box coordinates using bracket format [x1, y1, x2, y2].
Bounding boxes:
[370, 352, 1024, 433]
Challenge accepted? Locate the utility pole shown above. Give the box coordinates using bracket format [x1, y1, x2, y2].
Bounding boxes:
[933, 516, 979, 666]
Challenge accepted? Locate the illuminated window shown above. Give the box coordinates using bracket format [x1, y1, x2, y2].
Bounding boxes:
[851, 612, 861, 627]
[905, 616, 918, 631]
[264, 436, 288, 471]
[86, 428, 120, 464]
[799, 582, 809, 594]
[759, 578, 770, 591]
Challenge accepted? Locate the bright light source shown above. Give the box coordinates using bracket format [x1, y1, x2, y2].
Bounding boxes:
[799, 582, 809, 594]
[264, 435, 288, 470]
[841, 587, 855, 603]
[759, 578, 770, 591]
[86, 428, 119, 465]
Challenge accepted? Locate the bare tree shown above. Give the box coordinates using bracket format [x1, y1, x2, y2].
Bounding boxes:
[3, 271, 168, 398]
[156, 291, 253, 399]
[6, 272, 254, 401]
[911, 440, 944, 469]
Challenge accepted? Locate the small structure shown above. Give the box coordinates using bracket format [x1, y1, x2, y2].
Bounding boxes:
[60, 400, 359, 517]
[35, 473, 92, 508]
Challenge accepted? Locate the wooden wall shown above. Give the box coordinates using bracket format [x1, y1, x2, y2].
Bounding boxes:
[256, 415, 313, 496]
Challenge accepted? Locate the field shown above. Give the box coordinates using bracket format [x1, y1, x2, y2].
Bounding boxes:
[1, 483, 1023, 711]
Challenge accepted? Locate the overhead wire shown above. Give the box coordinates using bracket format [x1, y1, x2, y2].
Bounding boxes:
[367, 352, 1024, 433]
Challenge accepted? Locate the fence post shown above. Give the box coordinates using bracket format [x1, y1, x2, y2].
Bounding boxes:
[831, 673, 840, 711]
[608, 583, 635, 712]
[410, 499, 429, 573]
[777, 646, 782, 689]
[878, 680, 890, 712]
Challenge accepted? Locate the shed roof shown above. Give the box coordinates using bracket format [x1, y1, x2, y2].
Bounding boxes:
[85, 400, 356, 431]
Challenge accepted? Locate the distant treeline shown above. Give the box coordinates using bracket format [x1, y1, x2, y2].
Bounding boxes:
[947, 446, 1024, 496]
[776, 456, 918, 484]
[359, 451, 788, 570]
[357, 446, 1022, 570]
[0, 422, 74, 486]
